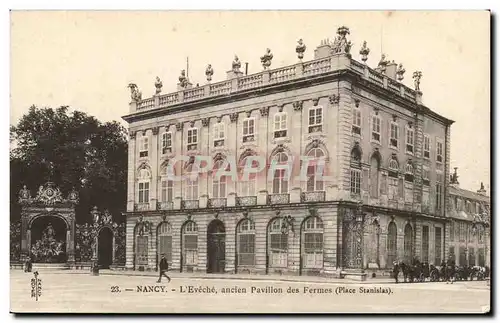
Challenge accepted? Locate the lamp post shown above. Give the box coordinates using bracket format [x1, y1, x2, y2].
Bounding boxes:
[90, 207, 100, 276]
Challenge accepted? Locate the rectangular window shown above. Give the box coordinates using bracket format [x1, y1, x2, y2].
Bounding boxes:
[422, 167, 430, 186]
[350, 169, 361, 194]
[158, 235, 172, 264]
[187, 128, 198, 151]
[138, 182, 149, 203]
[421, 226, 429, 263]
[274, 113, 287, 138]
[213, 123, 225, 147]
[422, 189, 430, 212]
[304, 233, 323, 268]
[308, 107, 323, 133]
[184, 235, 198, 266]
[390, 122, 399, 148]
[388, 177, 399, 200]
[371, 115, 381, 142]
[161, 180, 173, 202]
[270, 233, 288, 267]
[238, 234, 255, 266]
[185, 179, 198, 200]
[242, 118, 255, 142]
[459, 222, 466, 242]
[436, 140, 443, 163]
[161, 132, 172, 154]
[139, 137, 149, 157]
[424, 135, 430, 159]
[406, 126, 414, 154]
[352, 109, 361, 135]
[434, 227, 442, 266]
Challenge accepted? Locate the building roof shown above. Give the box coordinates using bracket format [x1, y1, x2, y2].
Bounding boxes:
[122, 26, 454, 126]
[448, 185, 490, 204]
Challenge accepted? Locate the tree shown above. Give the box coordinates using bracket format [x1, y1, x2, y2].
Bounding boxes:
[10, 105, 128, 224]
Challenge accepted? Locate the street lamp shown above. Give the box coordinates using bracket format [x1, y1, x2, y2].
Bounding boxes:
[90, 207, 100, 276]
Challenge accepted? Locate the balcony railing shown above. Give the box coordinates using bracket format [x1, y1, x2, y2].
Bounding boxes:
[208, 198, 227, 208]
[268, 193, 290, 205]
[236, 196, 257, 206]
[181, 200, 199, 210]
[157, 201, 174, 211]
[129, 53, 419, 114]
[301, 191, 326, 203]
[135, 203, 150, 211]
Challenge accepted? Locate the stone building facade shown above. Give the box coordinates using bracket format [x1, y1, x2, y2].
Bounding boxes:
[446, 173, 490, 268]
[122, 27, 454, 277]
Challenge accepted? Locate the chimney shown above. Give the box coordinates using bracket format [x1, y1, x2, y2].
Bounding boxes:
[386, 60, 398, 80]
[314, 38, 332, 59]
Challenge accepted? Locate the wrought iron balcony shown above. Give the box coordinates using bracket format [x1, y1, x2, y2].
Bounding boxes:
[208, 198, 227, 208]
[135, 203, 150, 211]
[301, 191, 326, 203]
[236, 196, 257, 206]
[181, 200, 199, 210]
[268, 193, 290, 205]
[157, 201, 174, 211]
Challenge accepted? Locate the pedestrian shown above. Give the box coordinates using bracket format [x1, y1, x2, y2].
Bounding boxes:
[392, 261, 400, 284]
[24, 256, 32, 273]
[157, 254, 171, 283]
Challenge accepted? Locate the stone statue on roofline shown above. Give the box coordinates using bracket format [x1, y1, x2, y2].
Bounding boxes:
[232, 55, 241, 72]
[128, 83, 142, 102]
[332, 26, 352, 55]
[154, 76, 163, 94]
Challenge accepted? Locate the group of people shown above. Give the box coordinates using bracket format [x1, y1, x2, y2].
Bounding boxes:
[392, 256, 490, 284]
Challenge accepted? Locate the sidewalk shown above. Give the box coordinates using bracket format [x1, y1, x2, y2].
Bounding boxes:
[33, 268, 396, 284]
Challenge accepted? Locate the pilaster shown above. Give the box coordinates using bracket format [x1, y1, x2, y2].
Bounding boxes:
[127, 132, 137, 212]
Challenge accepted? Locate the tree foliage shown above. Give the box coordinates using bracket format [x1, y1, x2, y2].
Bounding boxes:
[10, 106, 128, 223]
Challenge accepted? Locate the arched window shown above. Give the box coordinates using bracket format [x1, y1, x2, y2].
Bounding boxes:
[369, 153, 381, 198]
[212, 159, 227, 198]
[389, 158, 399, 172]
[237, 219, 255, 267]
[303, 217, 324, 269]
[387, 221, 397, 267]
[405, 163, 414, 182]
[306, 148, 325, 192]
[239, 157, 258, 197]
[268, 218, 288, 268]
[272, 152, 289, 194]
[138, 168, 151, 204]
[182, 221, 198, 266]
[184, 162, 199, 200]
[157, 222, 172, 265]
[403, 223, 413, 263]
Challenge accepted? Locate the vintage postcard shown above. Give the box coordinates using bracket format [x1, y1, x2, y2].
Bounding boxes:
[9, 10, 491, 314]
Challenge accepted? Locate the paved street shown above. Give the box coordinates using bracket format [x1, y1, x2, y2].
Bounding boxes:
[10, 270, 490, 314]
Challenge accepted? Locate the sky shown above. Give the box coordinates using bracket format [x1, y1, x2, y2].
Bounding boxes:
[9, 10, 490, 193]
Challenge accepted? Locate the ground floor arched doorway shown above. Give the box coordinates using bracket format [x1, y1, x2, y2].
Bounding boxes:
[207, 219, 226, 273]
[29, 215, 68, 263]
[98, 227, 113, 268]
